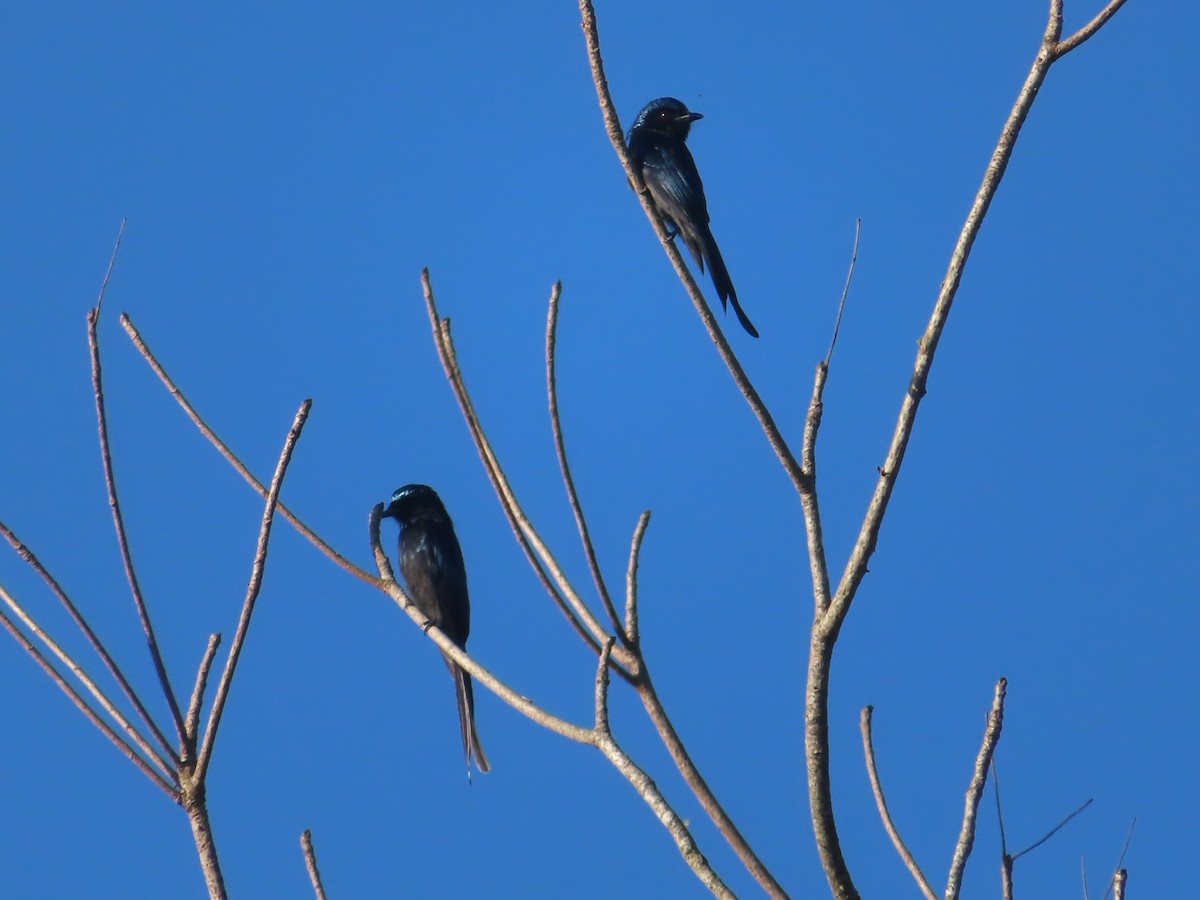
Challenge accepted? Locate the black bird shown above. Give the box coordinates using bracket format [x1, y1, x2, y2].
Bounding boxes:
[626, 97, 758, 338]
[381, 484, 489, 777]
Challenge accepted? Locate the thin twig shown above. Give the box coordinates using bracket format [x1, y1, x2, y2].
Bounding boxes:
[993, 756, 1015, 900]
[119, 314, 378, 589]
[859, 707, 937, 900]
[370, 504, 596, 745]
[992, 755, 1009, 854]
[195, 401, 310, 783]
[437, 311, 590, 647]
[0, 600, 178, 799]
[623, 511, 650, 645]
[1012, 797, 1093, 861]
[546, 281, 625, 640]
[301, 830, 328, 900]
[93, 218, 125, 317]
[426, 281, 594, 640]
[798, 219, 861, 614]
[945, 678, 1007, 900]
[1054, 0, 1130, 56]
[184, 634, 222, 748]
[1101, 818, 1136, 900]
[420, 272, 638, 683]
[89, 301, 187, 757]
[0, 523, 178, 779]
[825, 218, 861, 367]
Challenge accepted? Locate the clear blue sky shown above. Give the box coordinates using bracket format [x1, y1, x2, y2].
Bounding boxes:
[1, 2, 1195, 897]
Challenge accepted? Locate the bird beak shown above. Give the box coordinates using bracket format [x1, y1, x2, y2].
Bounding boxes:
[685, 112, 703, 122]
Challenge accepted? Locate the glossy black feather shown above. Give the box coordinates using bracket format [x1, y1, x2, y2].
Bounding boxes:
[626, 97, 758, 338]
[382, 484, 489, 777]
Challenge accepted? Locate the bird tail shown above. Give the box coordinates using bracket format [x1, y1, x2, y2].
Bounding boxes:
[450, 660, 490, 779]
[703, 227, 759, 338]
[728, 292, 759, 339]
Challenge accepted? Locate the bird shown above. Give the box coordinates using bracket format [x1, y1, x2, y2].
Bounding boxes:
[626, 97, 758, 338]
[381, 484, 490, 777]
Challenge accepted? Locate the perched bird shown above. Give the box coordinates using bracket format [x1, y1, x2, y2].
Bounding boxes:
[626, 97, 758, 338]
[381, 484, 489, 777]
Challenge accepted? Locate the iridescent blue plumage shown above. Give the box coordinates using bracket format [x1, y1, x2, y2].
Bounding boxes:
[626, 97, 758, 338]
[382, 484, 489, 777]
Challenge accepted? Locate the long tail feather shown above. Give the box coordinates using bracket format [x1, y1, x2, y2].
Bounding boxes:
[703, 227, 759, 338]
[449, 660, 490, 779]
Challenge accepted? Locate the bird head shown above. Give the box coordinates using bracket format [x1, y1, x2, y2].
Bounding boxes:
[629, 97, 703, 141]
[381, 483, 449, 526]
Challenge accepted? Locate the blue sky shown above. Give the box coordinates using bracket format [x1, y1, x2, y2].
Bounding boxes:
[1, 2, 1195, 897]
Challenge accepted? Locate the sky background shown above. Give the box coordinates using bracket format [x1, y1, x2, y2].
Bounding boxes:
[1, 2, 1195, 898]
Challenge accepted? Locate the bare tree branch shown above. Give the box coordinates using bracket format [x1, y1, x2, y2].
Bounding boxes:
[636, 674, 788, 899]
[546, 281, 626, 640]
[1101, 818, 1136, 900]
[1054, 0, 1130, 56]
[623, 511, 650, 645]
[419, 267, 788, 896]
[592, 637, 615, 733]
[184, 634, 222, 749]
[804, 629, 850, 897]
[195, 400, 311, 782]
[420, 270, 784, 894]
[1013, 797, 1094, 861]
[120, 315, 378, 589]
[824, 0, 1130, 636]
[859, 707, 937, 900]
[178, 402, 310, 900]
[992, 757, 1014, 900]
[945, 678, 1007, 900]
[420, 272, 637, 683]
[0, 523, 178, 780]
[591, 640, 734, 898]
[91, 218, 124, 319]
[995, 794, 1093, 899]
[800, 361, 832, 612]
[803, 5, 1131, 893]
[89, 291, 187, 755]
[833, 9, 1054, 636]
[992, 755, 1009, 856]
[183, 790, 226, 900]
[301, 830, 328, 900]
[800, 218, 862, 615]
[0, 597, 178, 799]
[825, 218, 861, 368]
[1112, 868, 1128, 900]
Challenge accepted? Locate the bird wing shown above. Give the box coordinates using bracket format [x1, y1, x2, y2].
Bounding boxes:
[400, 521, 472, 645]
[639, 143, 710, 271]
